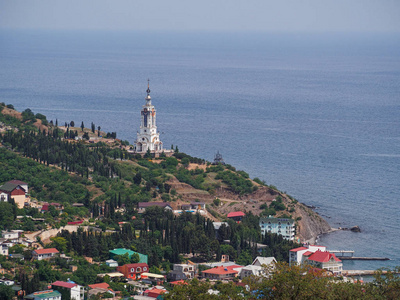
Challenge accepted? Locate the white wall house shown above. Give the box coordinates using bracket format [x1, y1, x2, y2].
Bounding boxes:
[306, 250, 343, 275]
[259, 217, 295, 240]
[240, 256, 276, 279]
[52, 281, 84, 300]
[32, 248, 59, 260]
[289, 245, 327, 266]
[0, 243, 8, 256]
[173, 263, 196, 279]
[289, 245, 342, 275]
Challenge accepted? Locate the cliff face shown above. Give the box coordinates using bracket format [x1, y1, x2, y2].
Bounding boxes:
[294, 204, 331, 243]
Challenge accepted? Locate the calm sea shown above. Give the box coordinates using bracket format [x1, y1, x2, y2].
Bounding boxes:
[1, 30, 399, 270]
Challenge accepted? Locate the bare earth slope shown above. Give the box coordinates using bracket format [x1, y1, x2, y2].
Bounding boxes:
[166, 165, 331, 243]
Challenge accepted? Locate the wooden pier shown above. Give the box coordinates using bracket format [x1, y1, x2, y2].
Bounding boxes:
[340, 256, 389, 261]
[328, 250, 389, 261]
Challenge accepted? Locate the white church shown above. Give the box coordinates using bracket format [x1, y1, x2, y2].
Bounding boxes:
[134, 81, 169, 156]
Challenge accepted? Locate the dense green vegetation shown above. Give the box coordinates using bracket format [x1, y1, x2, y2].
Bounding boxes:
[215, 170, 256, 195]
[165, 263, 400, 299]
[55, 208, 299, 267]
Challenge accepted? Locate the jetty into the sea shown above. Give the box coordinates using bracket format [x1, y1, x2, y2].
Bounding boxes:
[328, 250, 389, 261]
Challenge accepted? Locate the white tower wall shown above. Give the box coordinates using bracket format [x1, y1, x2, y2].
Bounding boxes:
[134, 81, 163, 153]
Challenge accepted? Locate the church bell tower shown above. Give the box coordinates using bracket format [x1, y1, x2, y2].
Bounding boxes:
[134, 80, 163, 153]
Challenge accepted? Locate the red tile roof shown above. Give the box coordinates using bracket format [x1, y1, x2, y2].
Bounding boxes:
[170, 280, 188, 285]
[307, 250, 341, 263]
[34, 248, 59, 255]
[202, 265, 242, 275]
[303, 251, 313, 256]
[67, 221, 83, 225]
[88, 283, 110, 290]
[227, 211, 245, 218]
[7, 180, 27, 185]
[289, 247, 308, 252]
[146, 288, 166, 297]
[52, 281, 77, 289]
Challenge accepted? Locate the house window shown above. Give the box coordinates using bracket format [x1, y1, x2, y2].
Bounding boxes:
[137, 267, 141, 272]
[130, 268, 135, 272]
[143, 267, 147, 271]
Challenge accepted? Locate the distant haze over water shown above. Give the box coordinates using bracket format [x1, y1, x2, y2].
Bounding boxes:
[1, 30, 399, 270]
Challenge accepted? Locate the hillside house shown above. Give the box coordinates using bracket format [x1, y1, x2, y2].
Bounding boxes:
[306, 250, 343, 275]
[87, 283, 115, 298]
[117, 263, 149, 280]
[105, 259, 118, 267]
[289, 245, 327, 266]
[1, 230, 21, 241]
[172, 263, 196, 279]
[239, 256, 276, 279]
[190, 202, 206, 210]
[137, 202, 172, 213]
[51, 281, 84, 300]
[201, 265, 242, 280]
[0, 180, 29, 208]
[0, 243, 9, 256]
[41, 203, 64, 213]
[227, 211, 245, 222]
[32, 248, 59, 260]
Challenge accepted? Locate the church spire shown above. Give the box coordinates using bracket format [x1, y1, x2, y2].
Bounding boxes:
[146, 78, 151, 96]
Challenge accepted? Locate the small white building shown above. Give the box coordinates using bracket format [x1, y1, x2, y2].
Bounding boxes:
[1, 230, 23, 244]
[173, 263, 196, 279]
[105, 259, 118, 267]
[239, 256, 276, 279]
[0, 279, 14, 286]
[0, 243, 8, 256]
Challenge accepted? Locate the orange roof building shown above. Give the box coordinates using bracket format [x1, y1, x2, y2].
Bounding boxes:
[201, 265, 242, 280]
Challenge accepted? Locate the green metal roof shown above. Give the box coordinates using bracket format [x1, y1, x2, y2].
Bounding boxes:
[109, 248, 148, 264]
[109, 248, 135, 256]
[0, 182, 21, 192]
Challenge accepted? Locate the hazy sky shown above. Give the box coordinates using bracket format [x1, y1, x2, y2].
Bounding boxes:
[0, 0, 399, 32]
